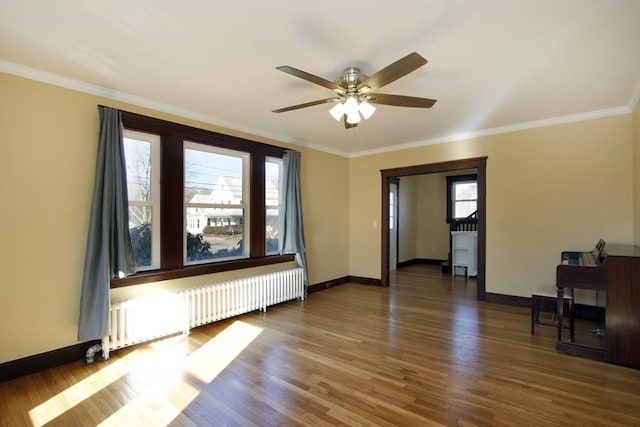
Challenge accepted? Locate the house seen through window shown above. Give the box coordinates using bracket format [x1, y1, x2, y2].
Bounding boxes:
[184, 142, 249, 264]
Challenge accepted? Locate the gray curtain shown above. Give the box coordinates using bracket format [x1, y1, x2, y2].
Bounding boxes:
[279, 149, 309, 288]
[78, 106, 136, 341]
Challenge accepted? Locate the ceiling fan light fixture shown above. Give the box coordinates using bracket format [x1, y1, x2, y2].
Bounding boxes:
[344, 96, 359, 116]
[358, 100, 376, 120]
[329, 102, 345, 121]
[346, 110, 361, 125]
[343, 96, 361, 124]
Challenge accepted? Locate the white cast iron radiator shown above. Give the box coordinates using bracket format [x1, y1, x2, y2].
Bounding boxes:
[102, 268, 304, 359]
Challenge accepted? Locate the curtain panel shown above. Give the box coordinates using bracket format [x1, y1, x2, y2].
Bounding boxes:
[77, 106, 136, 341]
[278, 149, 309, 288]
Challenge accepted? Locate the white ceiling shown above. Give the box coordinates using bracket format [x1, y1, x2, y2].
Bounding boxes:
[1, 1, 639, 157]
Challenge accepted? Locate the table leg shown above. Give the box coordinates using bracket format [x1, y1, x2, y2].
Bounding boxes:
[557, 287, 564, 343]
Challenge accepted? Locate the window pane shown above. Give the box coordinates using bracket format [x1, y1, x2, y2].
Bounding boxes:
[454, 201, 477, 218]
[185, 207, 244, 262]
[452, 180, 477, 219]
[389, 191, 395, 230]
[265, 159, 280, 254]
[184, 142, 248, 264]
[185, 148, 243, 204]
[124, 131, 159, 270]
[129, 208, 153, 267]
[125, 138, 152, 202]
[454, 182, 477, 201]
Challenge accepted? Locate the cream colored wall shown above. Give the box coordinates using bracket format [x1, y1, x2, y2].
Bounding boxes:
[397, 177, 417, 263]
[349, 115, 634, 298]
[297, 148, 350, 284]
[1, 74, 99, 364]
[415, 173, 449, 260]
[0, 73, 349, 363]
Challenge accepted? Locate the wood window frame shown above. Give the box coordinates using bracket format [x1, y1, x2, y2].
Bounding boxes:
[111, 110, 293, 288]
[446, 174, 478, 222]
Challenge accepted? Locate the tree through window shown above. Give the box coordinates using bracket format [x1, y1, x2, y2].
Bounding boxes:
[124, 130, 160, 270]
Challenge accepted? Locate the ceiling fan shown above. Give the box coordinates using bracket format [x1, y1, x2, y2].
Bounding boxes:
[272, 52, 437, 129]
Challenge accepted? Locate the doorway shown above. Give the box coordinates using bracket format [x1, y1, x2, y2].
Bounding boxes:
[380, 157, 487, 300]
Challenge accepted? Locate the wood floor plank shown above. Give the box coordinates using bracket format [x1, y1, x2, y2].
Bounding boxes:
[2, 265, 640, 426]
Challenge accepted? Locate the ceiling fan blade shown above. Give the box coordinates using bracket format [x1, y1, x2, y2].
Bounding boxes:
[272, 97, 340, 113]
[365, 93, 437, 108]
[276, 66, 346, 94]
[357, 52, 427, 92]
[343, 117, 357, 129]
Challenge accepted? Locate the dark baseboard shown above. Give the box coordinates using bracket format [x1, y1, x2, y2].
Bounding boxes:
[0, 340, 100, 383]
[485, 292, 531, 307]
[397, 258, 446, 268]
[307, 275, 382, 293]
[307, 276, 350, 294]
[556, 342, 605, 361]
[348, 276, 383, 286]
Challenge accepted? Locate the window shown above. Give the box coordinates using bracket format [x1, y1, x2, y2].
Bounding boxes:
[265, 158, 281, 255]
[124, 130, 160, 270]
[112, 110, 292, 287]
[447, 174, 478, 221]
[184, 142, 249, 264]
[389, 190, 395, 230]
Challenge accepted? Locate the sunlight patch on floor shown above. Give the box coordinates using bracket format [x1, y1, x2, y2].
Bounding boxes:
[187, 320, 263, 384]
[99, 320, 262, 425]
[29, 320, 263, 426]
[28, 354, 133, 426]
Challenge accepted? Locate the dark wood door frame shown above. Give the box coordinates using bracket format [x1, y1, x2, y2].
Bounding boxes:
[380, 157, 488, 301]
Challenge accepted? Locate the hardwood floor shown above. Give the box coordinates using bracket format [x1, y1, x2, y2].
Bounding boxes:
[2, 265, 640, 426]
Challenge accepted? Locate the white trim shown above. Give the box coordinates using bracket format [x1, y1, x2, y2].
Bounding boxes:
[0, 60, 305, 152]
[348, 106, 631, 158]
[1, 59, 634, 160]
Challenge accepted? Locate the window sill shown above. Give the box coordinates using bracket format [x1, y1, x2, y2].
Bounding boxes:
[110, 254, 295, 288]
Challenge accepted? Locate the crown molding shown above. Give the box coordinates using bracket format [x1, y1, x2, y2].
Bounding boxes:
[1, 60, 634, 160]
[0, 60, 312, 151]
[349, 106, 631, 158]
